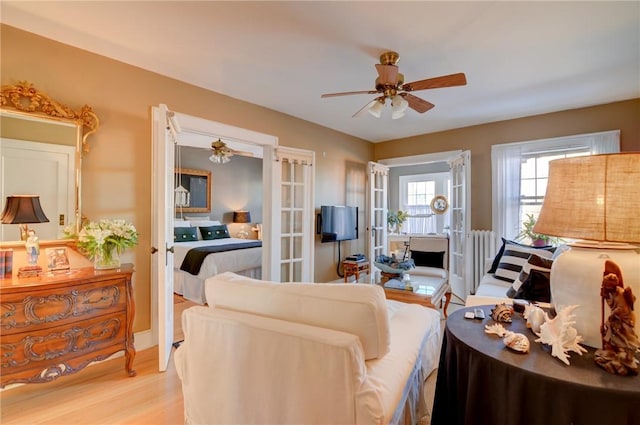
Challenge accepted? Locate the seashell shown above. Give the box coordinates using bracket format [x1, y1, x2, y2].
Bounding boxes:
[525, 306, 546, 334]
[534, 305, 587, 365]
[491, 303, 514, 323]
[485, 323, 530, 353]
[503, 332, 530, 353]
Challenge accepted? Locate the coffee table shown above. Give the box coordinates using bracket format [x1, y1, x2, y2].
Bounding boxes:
[381, 275, 451, 317]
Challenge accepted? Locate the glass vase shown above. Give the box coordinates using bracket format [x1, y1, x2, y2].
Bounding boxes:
[94, 247, 121, 270]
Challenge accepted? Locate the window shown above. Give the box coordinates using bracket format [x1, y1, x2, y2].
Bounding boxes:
[399, 172, 449, 234]
[491, 130, 619, 241]
[519, 148, 589, 225]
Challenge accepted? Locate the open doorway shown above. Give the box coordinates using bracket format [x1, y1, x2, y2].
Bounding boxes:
[377, 150, 471, 301]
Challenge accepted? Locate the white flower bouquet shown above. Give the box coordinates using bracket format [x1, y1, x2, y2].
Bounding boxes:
[65, 219, 138, 268]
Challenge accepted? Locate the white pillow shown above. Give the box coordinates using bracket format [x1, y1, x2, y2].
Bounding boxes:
[204, 272, 391, 360]
[174, 220, 192, 228]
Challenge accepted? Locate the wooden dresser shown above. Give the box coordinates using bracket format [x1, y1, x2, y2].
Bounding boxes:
[0, 264, 136, 388]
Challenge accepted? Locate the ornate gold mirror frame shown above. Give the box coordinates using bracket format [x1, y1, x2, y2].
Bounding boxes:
[0, 81, 99, 248]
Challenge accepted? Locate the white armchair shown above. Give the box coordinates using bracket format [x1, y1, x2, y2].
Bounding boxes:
[174, 272, 442, 425]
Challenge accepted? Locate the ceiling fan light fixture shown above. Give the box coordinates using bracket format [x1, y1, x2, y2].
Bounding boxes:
[209, 139, 232, 164]
[368, 98, 385, 118]
[391, 95, 409, 119]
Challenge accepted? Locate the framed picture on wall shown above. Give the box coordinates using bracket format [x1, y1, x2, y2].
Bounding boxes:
[174, 168, 212, 212]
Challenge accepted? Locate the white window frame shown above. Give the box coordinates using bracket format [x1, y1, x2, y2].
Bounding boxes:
[491, 130, 620, 240]
[399, 172, 449, 234]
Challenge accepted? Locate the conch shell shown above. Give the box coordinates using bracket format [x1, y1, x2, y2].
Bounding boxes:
[491, 303, 514, 323]
[523, 304, 546, 334]
[534, 305, 587, 365]
[485, 323, 530, 353]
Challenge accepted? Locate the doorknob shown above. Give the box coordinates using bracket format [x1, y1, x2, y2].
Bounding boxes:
[167, 246, 174, 254]
[151, 247, 158, 254]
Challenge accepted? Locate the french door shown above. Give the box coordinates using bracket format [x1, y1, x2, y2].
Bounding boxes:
[449, 150, 471, 299]
[264, 146, 315, 282]
[366, 161, 389, 273]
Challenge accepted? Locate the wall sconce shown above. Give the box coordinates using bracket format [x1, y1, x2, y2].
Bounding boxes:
[1, 195, 50, 277]
[233, 210, 251, 239]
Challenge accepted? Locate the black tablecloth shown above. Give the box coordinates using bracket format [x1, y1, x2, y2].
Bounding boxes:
[431, 306, 640, 425]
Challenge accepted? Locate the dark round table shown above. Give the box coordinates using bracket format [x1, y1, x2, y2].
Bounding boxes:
[431, 306, 640, 425]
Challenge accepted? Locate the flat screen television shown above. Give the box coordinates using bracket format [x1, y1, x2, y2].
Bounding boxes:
[318, 205, 358, 243]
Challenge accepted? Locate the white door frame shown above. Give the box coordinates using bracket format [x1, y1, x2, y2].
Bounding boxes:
[153, 108, 318, 371]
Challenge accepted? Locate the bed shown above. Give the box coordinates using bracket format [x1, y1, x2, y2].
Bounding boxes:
[173, 220, 262, 304]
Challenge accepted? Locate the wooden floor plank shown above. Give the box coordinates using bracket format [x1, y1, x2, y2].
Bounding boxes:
[0, 347, 184, 425]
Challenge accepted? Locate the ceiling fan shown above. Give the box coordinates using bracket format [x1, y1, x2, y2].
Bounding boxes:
[209, 139, 253, 164]
[321, 51, 467, 119]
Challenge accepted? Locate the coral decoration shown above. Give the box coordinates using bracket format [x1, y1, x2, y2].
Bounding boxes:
[535, 305, 587, 365]
[594, 260, 640, 376]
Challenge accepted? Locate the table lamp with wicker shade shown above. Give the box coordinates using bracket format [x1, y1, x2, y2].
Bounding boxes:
[533, 152, 640, 348]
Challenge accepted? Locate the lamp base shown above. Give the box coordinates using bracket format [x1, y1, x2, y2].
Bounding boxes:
[550, 243, 640, 348]
[17, 265, 42, 278]
[236, 230, 249, 239]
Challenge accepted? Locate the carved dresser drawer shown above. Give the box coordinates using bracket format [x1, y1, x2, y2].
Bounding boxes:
[0, 265, 135, 388]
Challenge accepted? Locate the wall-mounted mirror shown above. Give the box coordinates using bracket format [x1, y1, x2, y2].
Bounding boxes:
[0, 81, 99, 244]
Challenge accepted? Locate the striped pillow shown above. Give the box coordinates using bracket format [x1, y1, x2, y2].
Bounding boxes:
[507, 254, 554, 297]
[494, 241, 554, 283]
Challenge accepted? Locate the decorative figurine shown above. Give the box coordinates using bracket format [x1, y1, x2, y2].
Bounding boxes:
[490, 303, 514, 323]
[24, 229, 40, 265]
[485, 323, 530, 353]
[535, 305, 587, 365]
[594, 260, 639, 376]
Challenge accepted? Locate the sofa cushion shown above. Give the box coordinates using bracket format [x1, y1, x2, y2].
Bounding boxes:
[494, 241, 554, 283]
[410, 250, 445, 268]
[488, 238, 554, 274]
[513, 268, 552, 302]
[204, 272, 391, 360]
[507, 254, 554, 298]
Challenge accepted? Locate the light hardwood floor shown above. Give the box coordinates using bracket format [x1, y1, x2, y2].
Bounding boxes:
[0, 347, 184, 425]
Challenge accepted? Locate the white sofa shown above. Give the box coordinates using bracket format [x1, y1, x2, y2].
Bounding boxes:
[174, 272, 442, 425]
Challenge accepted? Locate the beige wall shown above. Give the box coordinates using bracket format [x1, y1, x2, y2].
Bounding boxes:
[375, 99, 640, 230]
[1, 25, 372, 332]
[3, 24, 639, 334]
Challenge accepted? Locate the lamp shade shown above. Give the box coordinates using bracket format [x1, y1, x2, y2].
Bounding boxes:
[533, 153, 640, 243]
[1, 195, 50, 224]
[233, 211, 251, 224]
[368, 98, 384, 118]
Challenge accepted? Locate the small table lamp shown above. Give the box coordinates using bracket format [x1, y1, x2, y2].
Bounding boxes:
[233, 210, 251, 239]
[1, 195, 50, 277]
[533, 153, 640, 348]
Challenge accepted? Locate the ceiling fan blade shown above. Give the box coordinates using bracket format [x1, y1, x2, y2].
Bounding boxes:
[321, 90, 378, 98]
[352, 98, 378, 118]
[375, 64, 399, 86]
[402, 73, 467, 92]
[401, 93, 435, 114]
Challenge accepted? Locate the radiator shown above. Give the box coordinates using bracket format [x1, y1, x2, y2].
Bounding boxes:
[466, 230, 497, 294]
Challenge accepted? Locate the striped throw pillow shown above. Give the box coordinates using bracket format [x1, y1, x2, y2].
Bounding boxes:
[494, 241, 554, 283]
[507, 254, 554, 297]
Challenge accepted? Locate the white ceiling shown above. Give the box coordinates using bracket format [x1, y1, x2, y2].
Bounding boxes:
[2, 1, 638, 143]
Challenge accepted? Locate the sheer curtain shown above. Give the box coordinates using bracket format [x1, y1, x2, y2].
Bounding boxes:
[491, 130, 620, 240]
